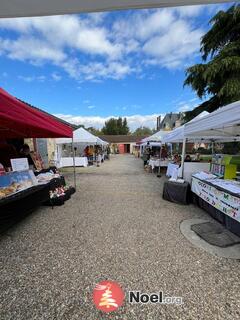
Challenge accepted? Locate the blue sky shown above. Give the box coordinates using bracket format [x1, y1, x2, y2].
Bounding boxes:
[0, 3, 234, 131]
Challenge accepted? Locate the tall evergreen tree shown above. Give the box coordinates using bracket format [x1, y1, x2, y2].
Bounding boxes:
[133, 126, 153, 136]
[184, 4, 240, 122]
[102, 117, 129, 135]
[122, 118, 130, 135]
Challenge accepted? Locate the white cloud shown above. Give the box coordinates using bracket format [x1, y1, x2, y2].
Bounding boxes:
[0, 15, 123, 80]
[0, 36, 66, 63]
[176, 98, 200, 112]
[175, 5, 204, 17]
[113, 9, 175, 41]
[0, 15, 121, 58]
[52, 73, 62, 81]
[87, 105, 95, 109]
[78, 61, 133, 80]
[18, 75, 34, 82]
[177, 104, 193, 112]
[143, 19, 203, 69]
[55, 113, 164, 131]
[0, 6, 208, 80]
[18, 75, 46, 82]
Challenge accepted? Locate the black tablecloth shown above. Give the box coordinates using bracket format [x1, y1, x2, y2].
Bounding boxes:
[192, 193, 240, 237]
[0, 185, 49, 233]
[163, 181, 191, 205]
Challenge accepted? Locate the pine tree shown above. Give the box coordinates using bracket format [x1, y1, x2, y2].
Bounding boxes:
[122, 117, 130, 135]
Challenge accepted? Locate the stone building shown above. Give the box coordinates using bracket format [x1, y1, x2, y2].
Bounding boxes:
[159, 113, 183, 131]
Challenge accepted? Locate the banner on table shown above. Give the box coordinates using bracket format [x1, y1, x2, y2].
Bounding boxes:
[192, 177, 240, 222]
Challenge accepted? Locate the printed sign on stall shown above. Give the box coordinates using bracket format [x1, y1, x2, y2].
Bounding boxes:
[191, 177, 240, 222]
[10, 158, 29, 171]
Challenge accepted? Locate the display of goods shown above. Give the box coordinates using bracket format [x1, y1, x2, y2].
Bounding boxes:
[0, 163, 5, 176]
[0, 170, 36, 199]
[30, 151, 44, 170]
[37, 172, 60, 183]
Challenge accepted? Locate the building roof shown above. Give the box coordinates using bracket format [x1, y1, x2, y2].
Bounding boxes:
[99, 135, 145, 143]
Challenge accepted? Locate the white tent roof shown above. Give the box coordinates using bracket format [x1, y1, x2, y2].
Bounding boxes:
[141, 141, 162, 147]
[0, 1, 231, 18]
[97, 137, 109, 146]
[162, 111, 209, 143]
[56, 127, 98, 144]
[185, 100, 240, 141]
[141, 130, 168, 143]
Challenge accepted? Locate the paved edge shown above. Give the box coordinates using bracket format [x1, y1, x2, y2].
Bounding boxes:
[180, 218, 240, 260]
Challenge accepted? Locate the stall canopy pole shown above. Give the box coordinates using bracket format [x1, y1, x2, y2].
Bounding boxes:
[180, 138, 187, 178]
[157, 144, 162, 178]
[72, 138, 77, 190]
[170, 143, 173, 158]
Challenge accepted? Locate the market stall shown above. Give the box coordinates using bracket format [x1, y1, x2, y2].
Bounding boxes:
[191, 173, 240, 236]
[97, 137, 109, 160]
[0, 88, 74, 233]
[148, 159, 169, 170]
[140, 135, 171, 173]
[162, 111, 238, 182]
[55, 127, 106, 167]
[184, 101, 240, 235]
[58, 156, 88, 167]
[140, 131, 168, 156]
[0, 88, 72, 139]
[162, 112, 211, 181]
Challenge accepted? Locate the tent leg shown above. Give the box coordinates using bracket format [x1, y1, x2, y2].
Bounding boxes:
[212, 141, 214, 155]
[33, 138, 38, 152]
[157, 145, 162, 178]
[180, 138, 186, 179]
[72, 139, 77, 190]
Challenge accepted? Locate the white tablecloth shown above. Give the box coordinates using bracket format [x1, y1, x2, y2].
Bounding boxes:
[148, 159, 169, 170]
[58, 157, 88, 168]
[166, 163, 180, 177]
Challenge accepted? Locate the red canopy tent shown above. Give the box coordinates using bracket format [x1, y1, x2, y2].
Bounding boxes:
[0, 88, 73, 138]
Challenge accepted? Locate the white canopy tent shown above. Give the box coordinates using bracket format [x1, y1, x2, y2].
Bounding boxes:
[56, 127, 98, 145]
[97, 137, 109, 146]
[162, 101, 240, 180]
[162, 111, 209, 143]
[141, 141, 162, 147]
[140, 131, 167, 157]
[141, 130, 168, 143]
[0, 0, 232, 18]
[162, 110, 240, 144]
[55, 127, 104, 168]
[184, 100, 240, 140]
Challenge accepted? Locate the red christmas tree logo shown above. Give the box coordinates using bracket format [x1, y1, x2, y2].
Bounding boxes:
[93, 280, 124, 313]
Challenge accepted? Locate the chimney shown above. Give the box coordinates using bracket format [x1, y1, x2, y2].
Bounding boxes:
[157, 116, 161, 130]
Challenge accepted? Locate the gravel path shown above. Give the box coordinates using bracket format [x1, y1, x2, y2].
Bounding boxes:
[0, 154, 240, 320]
